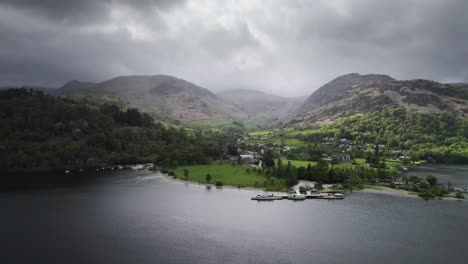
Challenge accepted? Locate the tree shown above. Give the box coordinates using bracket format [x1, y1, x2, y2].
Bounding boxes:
[296, 166, 306, 180]
[315, 159, 329, 182]
[409, 175, 422, 184]
[285, 161, 298, 186]
[205, 173, 212, 183]
[226, 144, 238, 156]
[263, 150, 275, 167]
[328, 168, 337, 183]
[426, 175, 438, 187]
[305, 163, 314, 180]
[346, 174, 360, 192]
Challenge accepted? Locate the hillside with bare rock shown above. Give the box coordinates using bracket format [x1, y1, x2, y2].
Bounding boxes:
[291, 79, 468, 126]
[59, 75, 247, 123]
[299, 73, 394, 113]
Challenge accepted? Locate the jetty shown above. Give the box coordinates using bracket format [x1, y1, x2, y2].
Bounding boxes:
[251, 191, 344, 201]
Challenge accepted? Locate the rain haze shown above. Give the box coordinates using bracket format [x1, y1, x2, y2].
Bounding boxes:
[1, 0, 468, 96]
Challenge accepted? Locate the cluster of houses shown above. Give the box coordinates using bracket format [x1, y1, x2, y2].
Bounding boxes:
[232, 136, 354, 168]
[321, 137, 359, 152]
[322, 153, 351, 162]
[235, 134, 410, 168]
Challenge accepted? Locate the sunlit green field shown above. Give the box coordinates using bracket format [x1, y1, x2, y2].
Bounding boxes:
[270, 138, 306, 147]
[248, 130, 275, 137]
[173, 163, 286, 190]
[282, 159, 317, 168]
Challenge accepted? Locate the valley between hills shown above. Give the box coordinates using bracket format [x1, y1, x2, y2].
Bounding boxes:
[2, 73, 468, 199]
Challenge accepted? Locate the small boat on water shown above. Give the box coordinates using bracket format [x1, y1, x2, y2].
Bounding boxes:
[288, 193, 306, 200]
[319, 192, 344, 200]
[251, 194, 283, 201]
[131, 164, 145, 170]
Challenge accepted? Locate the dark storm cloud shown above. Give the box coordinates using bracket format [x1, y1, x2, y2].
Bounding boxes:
[1, 0, 468, 96]
[0, 0, 186, 24]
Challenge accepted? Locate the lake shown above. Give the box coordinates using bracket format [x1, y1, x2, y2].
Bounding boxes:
[1, 170, 467, 264]
[407, 164, 468, 187]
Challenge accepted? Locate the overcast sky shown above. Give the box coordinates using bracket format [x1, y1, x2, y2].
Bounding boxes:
[1, 0, 468, 96]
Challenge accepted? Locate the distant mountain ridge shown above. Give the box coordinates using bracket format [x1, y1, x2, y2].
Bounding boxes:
[58, 75, 247, 123]
[7, 72, 468, 128]
[218, 89, 303, 126]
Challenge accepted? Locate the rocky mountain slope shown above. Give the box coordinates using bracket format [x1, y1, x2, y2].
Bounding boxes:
[299, 73, 394, 113]
[291, 78, 468, 126]
[218, 89, 303, 126]
[60, 75, 247, 123]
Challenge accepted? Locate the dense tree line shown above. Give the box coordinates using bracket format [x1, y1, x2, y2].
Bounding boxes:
[261, 155, 398, 186]
[0, 89, 224, 171]
[299, 108, 468, 163]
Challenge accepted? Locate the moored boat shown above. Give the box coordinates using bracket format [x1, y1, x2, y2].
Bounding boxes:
[318, 192, 344, 200]
[251, 194, 283, 201]
[287, 193, 306, 200]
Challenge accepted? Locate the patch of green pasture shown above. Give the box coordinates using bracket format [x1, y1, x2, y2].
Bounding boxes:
[282, 159, 317, 168]
[173, 163, 286, 189]
[284, 129, 319, 137]
[248, 130, 274, 137]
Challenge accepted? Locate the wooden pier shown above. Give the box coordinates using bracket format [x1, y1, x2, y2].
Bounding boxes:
[258, 193, 344, 200]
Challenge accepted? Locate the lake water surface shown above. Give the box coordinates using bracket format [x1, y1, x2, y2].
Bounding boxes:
[1, 170, 467, 264]
[408, 164, 468, 187]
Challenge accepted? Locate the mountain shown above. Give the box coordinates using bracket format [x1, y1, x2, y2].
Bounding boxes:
[59, 75, 247, 123]
[299, 73, 394, 113]
[217, 89, 304, 126]
[54, 80, 96, 96]
[290, 78, 468, 126]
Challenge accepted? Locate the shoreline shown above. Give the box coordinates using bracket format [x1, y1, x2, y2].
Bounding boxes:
[358, 187, 418, 198]
[161, 172, 466, 201]
[162, 172, 411, 195]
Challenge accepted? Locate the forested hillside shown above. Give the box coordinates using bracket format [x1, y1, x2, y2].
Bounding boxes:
[0, 89, 226, 172]
[299, 108, 468, 163]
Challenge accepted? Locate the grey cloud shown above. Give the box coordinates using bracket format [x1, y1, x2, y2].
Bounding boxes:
[1, 0, 468, 96]
[0, 0, 186, 24]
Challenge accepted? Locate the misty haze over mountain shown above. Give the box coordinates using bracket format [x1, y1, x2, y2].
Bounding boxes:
[1, 0, 468, 96]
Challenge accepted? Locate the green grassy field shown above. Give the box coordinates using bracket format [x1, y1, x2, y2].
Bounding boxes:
[248, 130, 275, 137]
[271, 138, 307, 147]
[283, 128, 318, 137]
[282, 159, 317, 168]
[353, 158, 404, 169]
[248, 128, 312, 147]
[173, 163, 287, 191]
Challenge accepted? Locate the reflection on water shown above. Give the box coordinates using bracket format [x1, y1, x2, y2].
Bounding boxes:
[408, 164, 468, 187]
[0, 170, 467, 264]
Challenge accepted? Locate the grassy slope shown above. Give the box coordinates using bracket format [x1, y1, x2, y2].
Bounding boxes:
[248, 129, 309, 147]
[174, 163, 286, 190]
[283, 159, 317, 167]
